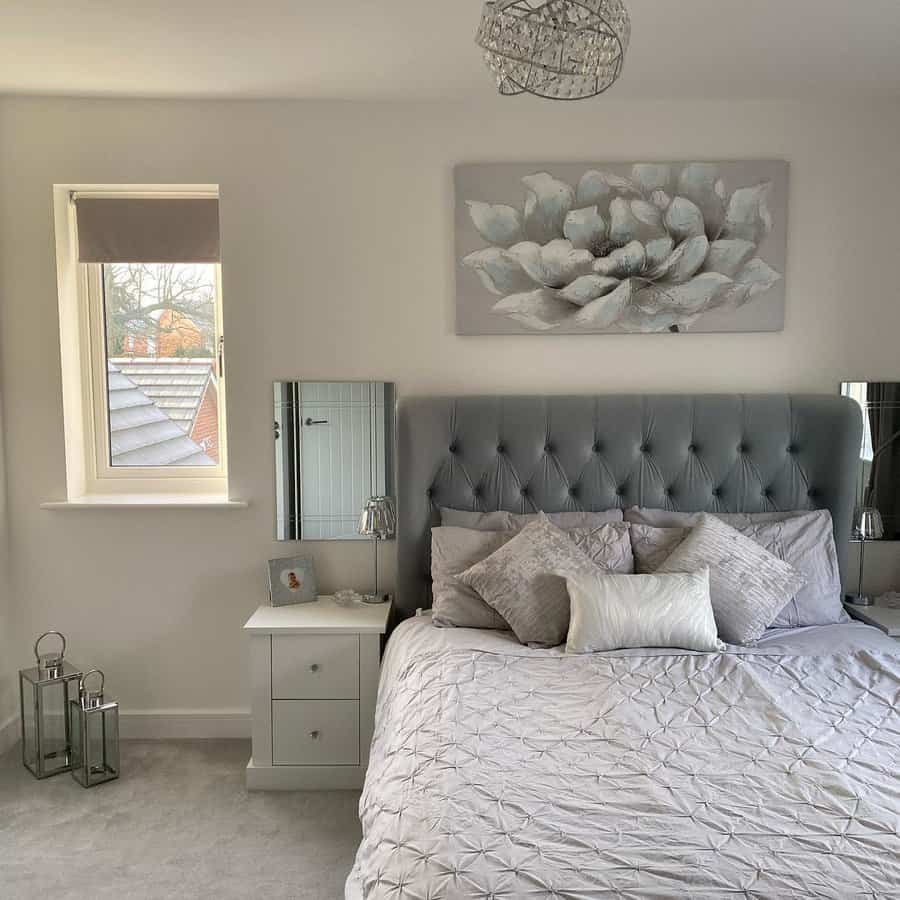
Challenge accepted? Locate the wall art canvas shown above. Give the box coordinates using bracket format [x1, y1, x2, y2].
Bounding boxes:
[455, 161, 788, 334]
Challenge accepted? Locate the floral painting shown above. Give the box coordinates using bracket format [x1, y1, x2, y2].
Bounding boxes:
[455, 161, 788, 334]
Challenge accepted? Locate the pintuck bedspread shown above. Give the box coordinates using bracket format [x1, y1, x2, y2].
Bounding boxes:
[348, 617, 900, 899]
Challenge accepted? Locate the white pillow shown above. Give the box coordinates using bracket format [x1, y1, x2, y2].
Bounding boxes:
[566, 568, 724, 654]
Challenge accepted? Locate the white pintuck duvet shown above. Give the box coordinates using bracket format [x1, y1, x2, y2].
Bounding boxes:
[348, 617, 900, 899]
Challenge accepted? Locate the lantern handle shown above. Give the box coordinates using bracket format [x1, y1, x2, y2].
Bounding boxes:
[79, 668, 105, 695]
[33, 631, 66, 664]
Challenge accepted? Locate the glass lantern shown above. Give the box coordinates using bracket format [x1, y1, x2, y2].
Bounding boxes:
[69, 669, 120, 788]
[19, 631, 83, 778]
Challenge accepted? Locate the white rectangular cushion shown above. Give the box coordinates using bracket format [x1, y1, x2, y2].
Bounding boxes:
[566, 568, 723, 654]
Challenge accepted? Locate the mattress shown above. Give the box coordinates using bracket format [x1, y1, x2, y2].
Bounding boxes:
[347, 615, 900, 899]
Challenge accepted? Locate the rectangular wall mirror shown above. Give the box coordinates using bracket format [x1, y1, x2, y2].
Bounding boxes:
[274, 381, 395, 540]
[841, 381, 899, 540]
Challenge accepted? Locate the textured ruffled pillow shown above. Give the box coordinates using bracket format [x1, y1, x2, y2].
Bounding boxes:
[566, 568, 724, 654]
[457, 515, 630, 646]
[654, 513, 806, 644]
[629, 510, 844, 627]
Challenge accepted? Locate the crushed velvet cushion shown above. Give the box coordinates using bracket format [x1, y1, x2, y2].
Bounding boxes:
[566, 568, 723, 654]
[458, 515, 628, 646]
[655, 514, 806, 644]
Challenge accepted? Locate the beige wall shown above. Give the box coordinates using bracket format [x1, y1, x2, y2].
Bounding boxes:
[1, 96, 898, 716]
[0, 373, 14, 732]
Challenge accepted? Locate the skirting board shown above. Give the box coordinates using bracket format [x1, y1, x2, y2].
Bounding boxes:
[246, 759, 364, 791]
[120, 709, 250, 739]
[0, 709, 250, 751]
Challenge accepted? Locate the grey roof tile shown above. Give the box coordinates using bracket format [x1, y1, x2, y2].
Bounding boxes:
[106, 362, 214, 467]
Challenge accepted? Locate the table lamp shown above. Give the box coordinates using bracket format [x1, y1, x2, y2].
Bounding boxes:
[357, 496, 396, 604]
[848, 507, 884, 606]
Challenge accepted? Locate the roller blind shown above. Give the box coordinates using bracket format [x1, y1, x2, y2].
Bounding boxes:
[75, 196, 220, 263]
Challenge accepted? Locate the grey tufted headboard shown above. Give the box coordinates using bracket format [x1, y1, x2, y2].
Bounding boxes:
[395, 394, 861, 619]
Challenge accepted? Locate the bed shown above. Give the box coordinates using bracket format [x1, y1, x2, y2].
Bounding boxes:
[347, 394, 900, 898]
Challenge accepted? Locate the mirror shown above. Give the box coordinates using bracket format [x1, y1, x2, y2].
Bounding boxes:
[274, 381, 395, 540]
[841, 381, 900, 540]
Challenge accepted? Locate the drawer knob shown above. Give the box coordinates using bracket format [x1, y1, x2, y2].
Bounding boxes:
[309, 663, 320, 673]
[310, 730, 320, 740]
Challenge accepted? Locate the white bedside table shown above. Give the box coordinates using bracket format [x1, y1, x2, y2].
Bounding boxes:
[243, 596, 390, 790]
[844, 602, 900, 640]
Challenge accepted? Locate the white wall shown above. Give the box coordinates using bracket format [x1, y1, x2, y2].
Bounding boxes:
[1, 96, 898, 718]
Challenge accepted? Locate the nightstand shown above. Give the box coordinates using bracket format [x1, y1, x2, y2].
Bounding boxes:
[243, 596, 390, 790]
[844, 602, 900, 640]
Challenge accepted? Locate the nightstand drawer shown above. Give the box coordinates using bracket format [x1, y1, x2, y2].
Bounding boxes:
[271, 634, 359, 699]
[272, 700, 360, 765]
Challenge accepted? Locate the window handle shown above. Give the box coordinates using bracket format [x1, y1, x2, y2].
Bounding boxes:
[304, 418, 328, 426]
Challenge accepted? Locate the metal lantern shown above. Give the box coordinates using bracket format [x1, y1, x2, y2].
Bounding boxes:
[19, 631, 83, 779]
[69, 669, 120, 788]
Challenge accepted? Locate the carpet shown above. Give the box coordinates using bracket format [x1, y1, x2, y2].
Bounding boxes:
[0, 739, 361, 899]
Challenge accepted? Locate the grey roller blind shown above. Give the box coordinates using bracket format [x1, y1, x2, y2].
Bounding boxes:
[76, 197, 219, 263]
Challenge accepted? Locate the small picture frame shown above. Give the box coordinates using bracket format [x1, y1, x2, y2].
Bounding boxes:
[267, 555, 317, 607]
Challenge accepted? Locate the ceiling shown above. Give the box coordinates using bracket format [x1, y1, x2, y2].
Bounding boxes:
[3, 0, 900, 101]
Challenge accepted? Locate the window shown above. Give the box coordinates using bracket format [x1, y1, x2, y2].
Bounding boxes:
[53, 187, 230, 501]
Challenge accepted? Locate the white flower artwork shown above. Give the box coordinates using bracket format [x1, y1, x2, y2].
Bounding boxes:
[455, 161, 788, 334]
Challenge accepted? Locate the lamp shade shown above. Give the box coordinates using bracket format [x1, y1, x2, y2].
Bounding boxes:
[857, 507, 884, 541]
[357, 496, 396, 540]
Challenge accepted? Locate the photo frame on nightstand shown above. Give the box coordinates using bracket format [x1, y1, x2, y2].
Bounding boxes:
[267, 555, 317, 606]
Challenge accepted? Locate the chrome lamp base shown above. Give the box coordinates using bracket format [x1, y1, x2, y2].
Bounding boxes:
[845, 593, 875, 607]
[361, 592, 391, 605]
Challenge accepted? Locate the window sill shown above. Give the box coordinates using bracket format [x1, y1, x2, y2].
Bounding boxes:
[41, 495, 249, 510]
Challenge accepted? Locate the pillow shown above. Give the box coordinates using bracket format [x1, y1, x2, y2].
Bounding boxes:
[741, 511, 846, 627]
[625, 506, 804, 529]
[568, 522, 634, 572]
[654, 513, 806, 644]
[457, 515, 603, 647]
[440, 507, 624, 531]
[431, 527, 514, 629]
[630, 511, 845, 627]
[629, 523, 688, 573]
[566, 568, 724, 654]
[439, 508, 514, 531]
[509, 509, 624, 529]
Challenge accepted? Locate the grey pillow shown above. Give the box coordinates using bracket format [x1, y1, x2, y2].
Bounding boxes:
[509, 509, 624, 529]
[631, 511, 845, 627]
[655, 513, 806, 644]
[439, 508, 514, 531]
[566, 568, 724, 654]
[457, 515, 607, 647]
[741, 511, 846, 627]
[441, 507, 624, 531]
[625, 506, 805, 529]
[431, 527, 514, 629]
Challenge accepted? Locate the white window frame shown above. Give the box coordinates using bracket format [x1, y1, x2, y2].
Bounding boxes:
[52, 184, 231, 502]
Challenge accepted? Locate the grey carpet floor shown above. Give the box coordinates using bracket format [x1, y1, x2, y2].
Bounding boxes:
[0, 740, 361, 900]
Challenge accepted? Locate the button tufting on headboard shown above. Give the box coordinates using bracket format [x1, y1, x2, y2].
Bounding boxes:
[398, 394, 862, 620]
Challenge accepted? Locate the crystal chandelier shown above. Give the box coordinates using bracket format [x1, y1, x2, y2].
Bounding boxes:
[476, 0, 631, 100]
